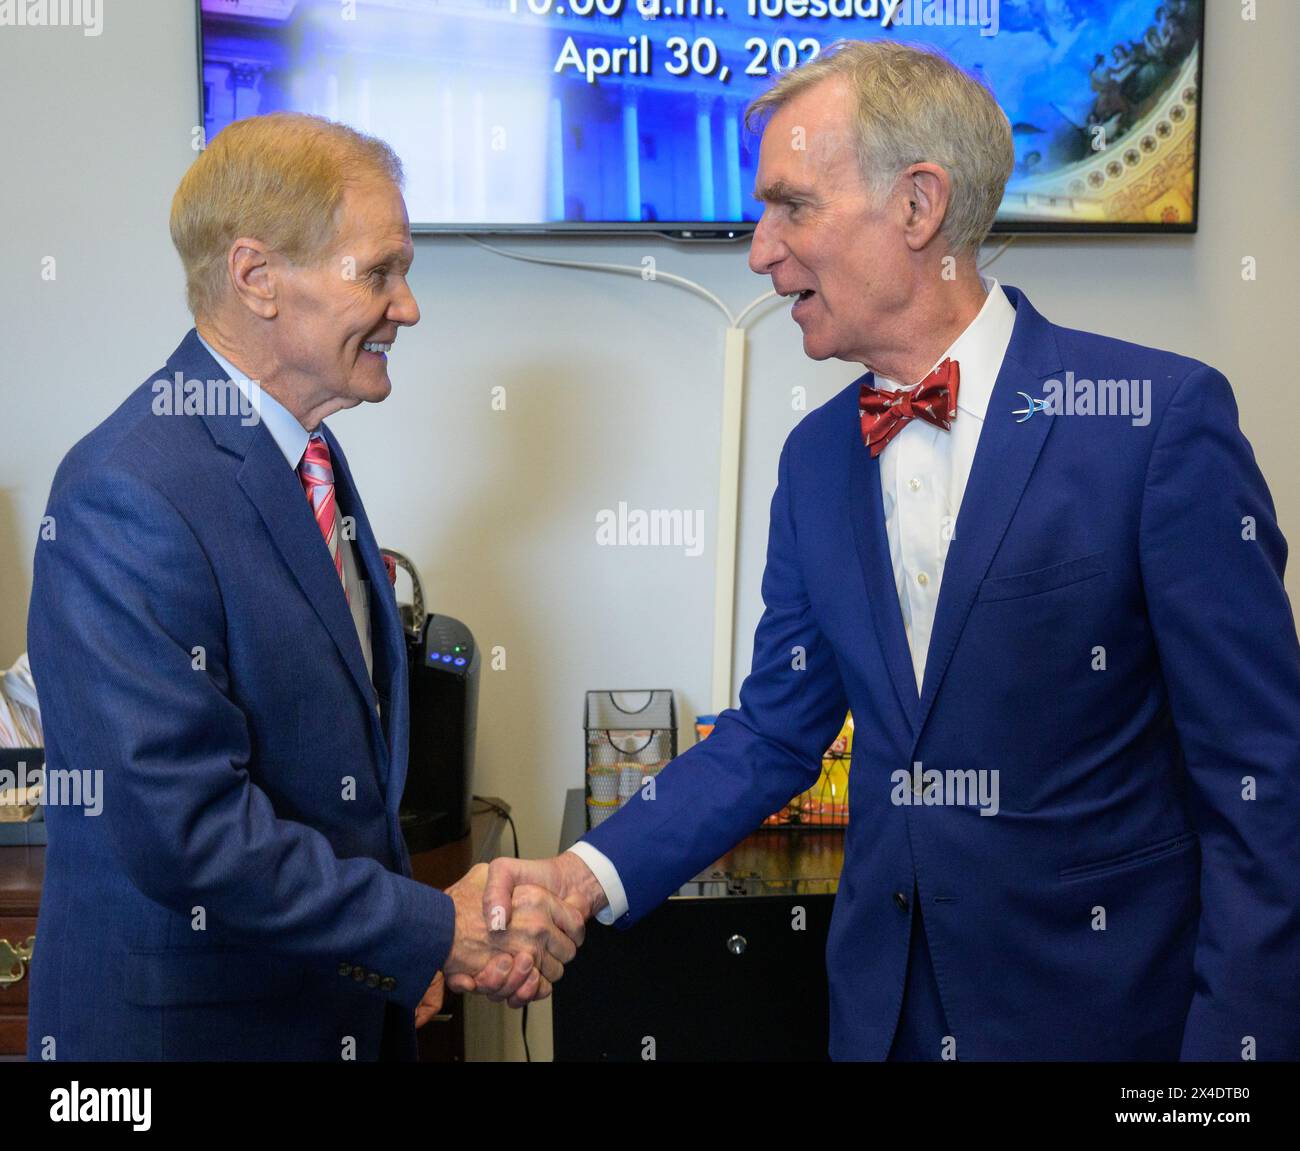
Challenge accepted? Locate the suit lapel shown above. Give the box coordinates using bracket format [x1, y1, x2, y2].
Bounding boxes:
[177, 331, 380, 738]
[178, 326, 410, 815]
[913, 286, 1063, 739]
[235, 429, 379, 715]
[846, 286, 1064, 747]
[849, 412, 922, 737]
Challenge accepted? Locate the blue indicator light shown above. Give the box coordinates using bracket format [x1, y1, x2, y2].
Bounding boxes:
[441, 655, 453, 663]
[454, 657, 466, 666]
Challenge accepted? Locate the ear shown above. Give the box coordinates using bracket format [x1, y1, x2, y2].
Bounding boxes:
[227, 237, 279, 320]
[900, 162, 951, 253]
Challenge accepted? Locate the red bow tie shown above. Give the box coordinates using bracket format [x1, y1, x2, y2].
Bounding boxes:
[859, 358, 960, 458]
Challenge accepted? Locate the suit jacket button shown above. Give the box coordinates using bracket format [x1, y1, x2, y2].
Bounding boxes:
[352, 966, 367, 982]
[366, 972, 381, 988]
[380, 977, 396, 992]
[894, 891, 909, 911]
[338, 962, 353, 977]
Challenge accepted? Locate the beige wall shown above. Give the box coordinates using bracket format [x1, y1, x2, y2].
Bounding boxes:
[1, 1, 1296, 1060]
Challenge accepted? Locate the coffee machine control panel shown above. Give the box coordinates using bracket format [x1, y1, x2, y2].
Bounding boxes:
[423, 615, 476, 673]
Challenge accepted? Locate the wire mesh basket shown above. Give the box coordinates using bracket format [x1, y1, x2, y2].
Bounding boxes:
[774, 750, 850, 827]
[584, 690, 677, 829]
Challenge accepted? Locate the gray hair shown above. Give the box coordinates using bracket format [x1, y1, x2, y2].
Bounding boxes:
[746, 40, 1014, 257]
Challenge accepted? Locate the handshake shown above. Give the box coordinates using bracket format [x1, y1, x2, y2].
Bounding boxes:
[416, 854, 610, 1026]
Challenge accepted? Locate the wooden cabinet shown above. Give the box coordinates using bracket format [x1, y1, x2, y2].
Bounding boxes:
[0, 846, 41, 1059]
[552, 790, 842, 1062]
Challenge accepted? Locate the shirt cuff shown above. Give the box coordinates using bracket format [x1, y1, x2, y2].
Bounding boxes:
[566, 841, 629, 925]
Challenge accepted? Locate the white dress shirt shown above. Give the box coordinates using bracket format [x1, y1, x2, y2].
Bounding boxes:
[872, 275, 1015, 695]
[196, 333, 374, 682]
[569, 277, 1017, 924]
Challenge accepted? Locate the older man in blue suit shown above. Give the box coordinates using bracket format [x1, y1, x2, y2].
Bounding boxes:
[482, 42, 1300, 1060]
[27, 113, 581, 1061]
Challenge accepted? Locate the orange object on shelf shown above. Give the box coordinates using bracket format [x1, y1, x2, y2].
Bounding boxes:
[770, 712, 853, 828]
[699, 711, 852, 827]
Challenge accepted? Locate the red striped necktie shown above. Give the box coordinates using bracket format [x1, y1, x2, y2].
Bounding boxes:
[298, 433, 348, 603]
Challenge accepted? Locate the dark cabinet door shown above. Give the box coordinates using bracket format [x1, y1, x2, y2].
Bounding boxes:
[554, 894, 833, 1062]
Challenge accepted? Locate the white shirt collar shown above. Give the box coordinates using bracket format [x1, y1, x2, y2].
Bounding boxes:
[872, 275, 1016, 424]
[195, 332, 313, 469]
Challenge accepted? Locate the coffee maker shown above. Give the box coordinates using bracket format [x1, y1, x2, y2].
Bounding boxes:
[382, 550, 479, 854]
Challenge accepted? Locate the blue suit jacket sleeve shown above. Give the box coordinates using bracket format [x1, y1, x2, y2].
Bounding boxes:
[1138, 366, 1300, 1060]
[580, 435, 850, 925]
[29, 462, 453, 1013]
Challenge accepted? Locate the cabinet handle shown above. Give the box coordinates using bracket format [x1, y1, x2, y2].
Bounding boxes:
[726, 933, 747, 956]
[0, 936, 35, 987]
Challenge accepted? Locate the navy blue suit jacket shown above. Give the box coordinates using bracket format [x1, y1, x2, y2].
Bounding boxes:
[583, 285, 1300, 1061]
[27, 330, 452, 1061]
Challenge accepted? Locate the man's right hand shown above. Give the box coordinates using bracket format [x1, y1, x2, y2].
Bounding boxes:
[437, 863, 586, 1009]
[481, 852, 610, 927]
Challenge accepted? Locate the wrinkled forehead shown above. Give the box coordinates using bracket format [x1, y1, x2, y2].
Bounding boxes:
[754, 117, 863, 200]
[761, 120, 858, 174]
[755, 92, 860, 186]
[334, 178, 413, 252]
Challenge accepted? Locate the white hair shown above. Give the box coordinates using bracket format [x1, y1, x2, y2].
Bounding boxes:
[746, 40, 1014, 257]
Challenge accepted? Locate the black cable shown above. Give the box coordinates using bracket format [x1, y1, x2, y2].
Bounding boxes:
[471, 795, 519, 859]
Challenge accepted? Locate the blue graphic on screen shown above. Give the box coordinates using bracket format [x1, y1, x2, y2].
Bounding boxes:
[199, 0, 1201, 228]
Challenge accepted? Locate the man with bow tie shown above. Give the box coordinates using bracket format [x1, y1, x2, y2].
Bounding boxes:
[481, 41, 1300, 1060]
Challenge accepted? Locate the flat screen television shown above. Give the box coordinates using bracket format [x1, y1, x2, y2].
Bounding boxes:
[196, 0, 1204, 238]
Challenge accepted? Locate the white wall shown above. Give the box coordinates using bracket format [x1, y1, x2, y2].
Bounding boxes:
[2, 0, 1297, 1060]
